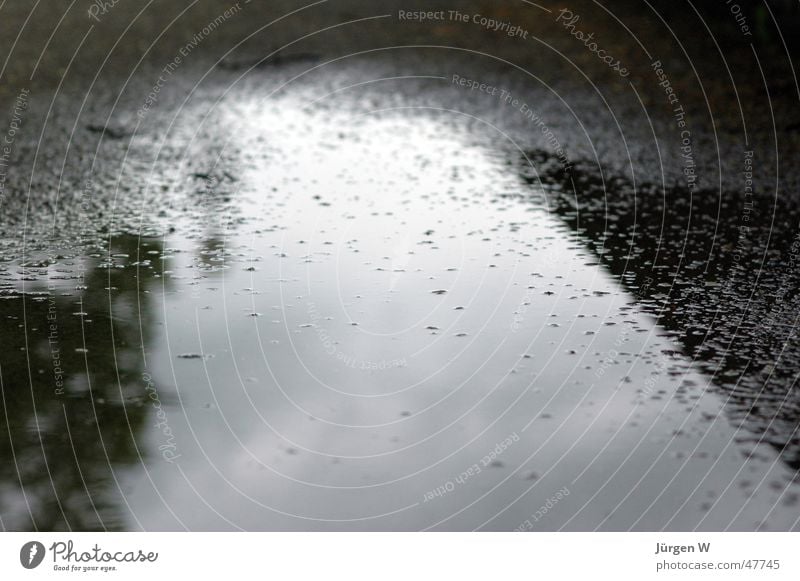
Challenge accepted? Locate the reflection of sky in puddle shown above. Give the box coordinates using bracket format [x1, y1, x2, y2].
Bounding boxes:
[113, 103, 798, 530]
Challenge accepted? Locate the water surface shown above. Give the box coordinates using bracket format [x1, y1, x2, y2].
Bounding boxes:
[1, 85, 798, 531]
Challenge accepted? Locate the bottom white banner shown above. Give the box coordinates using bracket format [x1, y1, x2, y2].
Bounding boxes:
[0, 533, 795, 580]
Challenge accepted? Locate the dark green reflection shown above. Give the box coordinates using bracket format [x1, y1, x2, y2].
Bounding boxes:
[0, 234, 166, 531]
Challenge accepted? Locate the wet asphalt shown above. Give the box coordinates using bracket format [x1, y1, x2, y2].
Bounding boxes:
[2, 0, 800, 531]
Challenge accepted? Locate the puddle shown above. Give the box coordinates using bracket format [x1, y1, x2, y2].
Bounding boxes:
[1, 92, 798, 531]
